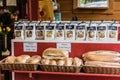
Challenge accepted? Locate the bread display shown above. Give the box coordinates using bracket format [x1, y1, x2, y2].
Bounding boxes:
[40, 57, 83, 72]
[82, 50, 120, 74]
[42, 48, 69, 59]
[40, 57, 83, 66]
[0, 55, 42, 71]
[82, 50, 120, 62]
[5, 56, 16, 63]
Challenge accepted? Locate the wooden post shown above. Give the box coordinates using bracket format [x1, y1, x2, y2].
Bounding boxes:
[27, 0, 38, 20]
[27, 0, 32, 20]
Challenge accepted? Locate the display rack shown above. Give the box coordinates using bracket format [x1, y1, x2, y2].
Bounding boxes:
[11, 39, 120, 80]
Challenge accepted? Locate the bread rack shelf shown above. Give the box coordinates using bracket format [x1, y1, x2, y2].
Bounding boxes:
[11, 39, 120, 80]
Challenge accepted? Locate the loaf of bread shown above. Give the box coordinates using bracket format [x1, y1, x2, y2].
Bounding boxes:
[84, 61, 120, 67]
[64, 58, 73, 66]
[72, 57, 83, 66]
[42, 48, 69, 59]
[57, 59, 65, 66]
[83, 50, 120, 56]
[15, 55, 30, 63]
[5, 56, 16, 63]
[41, 58, 50, 65]
[82, 50, 120, 62]
[26, 55, 41, 64]
[31, 55, 41, 59]
[49, 60, 57, 65]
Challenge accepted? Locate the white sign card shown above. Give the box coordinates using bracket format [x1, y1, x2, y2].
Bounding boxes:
[6, 0, 17, 6]
[23, 42, 37, 52]
[56, 42, 71, 52]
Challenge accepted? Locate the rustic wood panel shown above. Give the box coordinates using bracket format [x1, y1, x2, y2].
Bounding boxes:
[57, 0, 120, 21]
[58, 0, 73, 11]
[113, 2, 120, 11]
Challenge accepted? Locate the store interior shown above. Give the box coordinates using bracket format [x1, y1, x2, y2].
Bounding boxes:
[1, 0, 120, 80]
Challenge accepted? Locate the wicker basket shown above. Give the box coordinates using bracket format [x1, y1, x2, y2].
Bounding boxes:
[0, 59, 39, 71]
[40, 65, 82, 73]
[83, 65, 120, 74]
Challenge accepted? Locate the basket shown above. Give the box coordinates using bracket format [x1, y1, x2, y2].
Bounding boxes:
[40, 64, 82, 73]
[83, 65, 120, 74]
[0, 59, 39, 71]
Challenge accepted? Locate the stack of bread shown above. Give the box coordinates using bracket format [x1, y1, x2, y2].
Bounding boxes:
[40, 48, 83, 72]
[4, 55, 41, 64]
[41, 48, 83, 66]
[41, 57, 82, 66]
[82, 50, 120, 74]
[0, 55, 41, 70]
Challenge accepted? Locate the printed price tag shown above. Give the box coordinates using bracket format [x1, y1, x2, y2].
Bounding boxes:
[23, 42, 37, 52]
[57, 42, 71, 52]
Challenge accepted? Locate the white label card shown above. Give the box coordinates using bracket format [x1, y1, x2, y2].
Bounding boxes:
[57, 42, 71, 52]
[6, 0, 17, 6]
[23, 42, 37, 52]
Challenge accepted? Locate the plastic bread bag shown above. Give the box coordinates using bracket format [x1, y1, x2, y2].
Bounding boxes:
[76, 22, 86, 41]
[55, 23, 65, 40]
[14, 22, 24, 40]
[45, 23, 56, 40]
[107, 23, 119, 41]
[86, 22, 97, 41]
[24, 21, 36, 40]
[35, 22, 45, 40]
[65, 23, 76, 40]
[97, 23, 107, 41]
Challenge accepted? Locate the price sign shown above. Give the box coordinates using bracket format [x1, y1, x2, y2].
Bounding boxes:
[56, 42, 71, 52]
[23, 42, 37, 52]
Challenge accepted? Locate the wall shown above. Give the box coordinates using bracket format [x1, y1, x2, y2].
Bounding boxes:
[57, 0, 120, 21]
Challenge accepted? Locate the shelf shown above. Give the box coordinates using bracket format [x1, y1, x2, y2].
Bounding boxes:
[12, 70, 120, 78]
[11, 39, 120, 44]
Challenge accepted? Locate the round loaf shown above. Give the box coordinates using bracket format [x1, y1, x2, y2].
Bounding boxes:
[26, 58, 40, 64]
[5, 56, 16, 63]
[26, 55, 41, 64]
[64, 58, 73, 66]
[31, 55, 41, 60]
[57, 59, 65, 66]
[41, 59, 50, 65]
[15, 55, 30, 63]
[49, 60, 57, 65]
[72, 57, 83, 66]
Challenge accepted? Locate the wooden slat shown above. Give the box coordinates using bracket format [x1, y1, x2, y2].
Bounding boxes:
[113, 2, 120, 10]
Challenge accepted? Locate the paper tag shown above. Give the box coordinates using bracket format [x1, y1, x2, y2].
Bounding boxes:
[6, 0, 17, 6]
[23, 42, 37, 52]
[56, 42, 71, 52]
